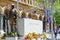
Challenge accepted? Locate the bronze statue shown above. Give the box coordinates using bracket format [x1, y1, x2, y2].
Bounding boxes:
[31, 11, 38, 20]
[28, 12, 32, 18]
[4, 5, 10, 34]
[21, 10, 26, 18]
[9, 4, 17, 33]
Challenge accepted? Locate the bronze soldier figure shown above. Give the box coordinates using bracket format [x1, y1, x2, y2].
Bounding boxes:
[9, 4, 17, 33]
[4, 6, 10, 35]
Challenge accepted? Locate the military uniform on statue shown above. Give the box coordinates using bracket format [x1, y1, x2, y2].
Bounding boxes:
[31, 11, 38, 20]
[21, 10, 26, 18]
[9, 4, 17, 35]
[28, 12, 32, 18]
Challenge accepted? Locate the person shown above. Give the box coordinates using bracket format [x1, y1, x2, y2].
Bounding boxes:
[4, 5, 10, 35]
[43, 16, 46, 32]
[48, 16, 51, 32]
[1, 6, 6, 32]
[54, 28, 58, 38]
[9, 4, 17, 33]
[53, 21, 57, 38]
[58, 28, 60, 36]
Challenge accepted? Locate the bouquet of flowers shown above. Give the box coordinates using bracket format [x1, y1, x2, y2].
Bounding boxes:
[0, 30, 5, 39]
[24, 32, 47, 40]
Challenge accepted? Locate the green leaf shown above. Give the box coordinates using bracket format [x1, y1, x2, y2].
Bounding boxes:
[53, 2, 60, 26]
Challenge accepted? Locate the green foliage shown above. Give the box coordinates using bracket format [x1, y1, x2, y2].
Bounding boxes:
[53, 2, 60, 27]
[42, 33, 47, 39]
[54, 2, 60, 11]
[9, 32, 15, 37]
[1, 34, 6, 39]
[36, 0, 41, 4]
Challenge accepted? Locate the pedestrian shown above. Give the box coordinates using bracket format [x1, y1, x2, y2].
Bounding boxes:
[58, 28, 60, 36]
[53, 21, 57, 39]
[1, 6, 6, 32]
[43, 16, 46, 32]
[54, 28, 58, 38]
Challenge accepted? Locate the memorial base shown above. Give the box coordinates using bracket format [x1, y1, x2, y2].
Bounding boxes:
[5, 37, 18, 40]
[17, 18, 43, 37]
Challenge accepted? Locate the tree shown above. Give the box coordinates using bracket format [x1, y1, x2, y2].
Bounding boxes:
[53, 2, 60, 27]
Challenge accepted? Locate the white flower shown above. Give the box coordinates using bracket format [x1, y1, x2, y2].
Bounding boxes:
[0, 30, 5, 35]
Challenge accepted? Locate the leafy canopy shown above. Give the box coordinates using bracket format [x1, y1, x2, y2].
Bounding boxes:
[53, 2, 60, 25]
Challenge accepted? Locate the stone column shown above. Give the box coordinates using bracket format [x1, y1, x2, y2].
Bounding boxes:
[26, 0, 28, 4]
[29, 0, 30, 4]
[32, 0, 33, 5]
[19, 0, 21, 2]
